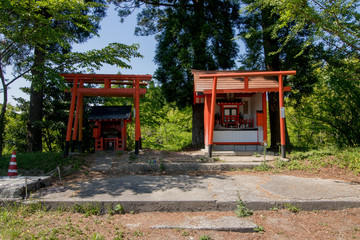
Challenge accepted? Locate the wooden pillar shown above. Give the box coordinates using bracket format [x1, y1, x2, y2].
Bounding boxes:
[208, 77, 217, 157]
[204, 94, 211, 146]
[134, 76, 140, 155]
[65, 76, 79, 156]
[77, 92, 84, 152]
[279, 75, 286, 158]
[72, 81, 84, 152]
[262, 92, 268, 144]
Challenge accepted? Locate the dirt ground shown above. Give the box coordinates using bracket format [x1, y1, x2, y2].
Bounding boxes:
[53, 149, 360, 239]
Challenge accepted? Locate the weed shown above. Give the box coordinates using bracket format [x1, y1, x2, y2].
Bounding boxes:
[354, 226, 360, 232]
[182, 231, 189, 236]
[114, 230, 125, 240]
[114, 204, 124, 214]
[128, 153, 137, 163]
[253, 152, 261, 157]
[199, 235, 212, 240]
[254, 225, 265, 233]
[270, 206, 279, 211]
[212, 157, 221, 162]
[274, 158, 287, 169]
[72, 203, 101, 217]
[133, 229, 143, 236]
[91, 232, 105, 240]
[284, 203, 300, 213]
[159, 161, 165, 172]
[253, 162, 271, 171]
[234, 195, 253, 217]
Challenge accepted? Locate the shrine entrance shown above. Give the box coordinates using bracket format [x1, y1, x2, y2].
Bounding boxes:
[61, 73, 152, 156]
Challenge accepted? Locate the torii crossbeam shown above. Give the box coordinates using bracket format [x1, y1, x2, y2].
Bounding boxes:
[61, 73, 152, 156]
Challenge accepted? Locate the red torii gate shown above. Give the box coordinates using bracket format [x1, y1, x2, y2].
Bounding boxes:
[61, 73, 152, 156]
[197, 70, 296, 158]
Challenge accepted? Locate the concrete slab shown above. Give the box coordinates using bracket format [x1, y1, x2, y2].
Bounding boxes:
[151, 215, 257, 232]
[0, 176, 51, 199]
[27, 174, 360, 212]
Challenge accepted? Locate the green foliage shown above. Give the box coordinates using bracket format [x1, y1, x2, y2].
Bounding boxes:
[284, 203, 300, 213]
[199, 235, 212, 240]
[107, 83, 192, 152]
[0, 151, 83, 176]
[247, 0, 360, 55]
[254, 225, 265, 233]
[253, 162, 271, 171]
[72, 203, 101, 217]
[234, 195, 253, 218]
[114, 0, 240, 107]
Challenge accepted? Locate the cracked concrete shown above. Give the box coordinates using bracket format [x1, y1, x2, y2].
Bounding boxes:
[24, 174, 360, 212]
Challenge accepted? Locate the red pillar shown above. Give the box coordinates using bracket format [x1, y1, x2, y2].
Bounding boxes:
[72, 81, 84, 144]
[208, 77, 217, 157]
[262, 92, 268, 144]
[134, 76, 140, 154]
[279, 74, 286, 158]
[65, 76, 79, 155]
[204, 94, 211, 146]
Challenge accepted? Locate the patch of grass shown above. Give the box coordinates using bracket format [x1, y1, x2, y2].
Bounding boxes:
[254, 225, 265, 233]
[181, 231, 189, 236]
[234, 195, 253, 217]
[72, 203, 101, 217]
[0, 152, 85, 176]
[270, 206, 279, 211]
[91, 232, 105, 240]
[128, 153, 137, 163]
[159, 161, 165, 172]
[253, 162, 271, 171]
[133, 229, 143, 237]
[199, 235, 212, 240]
[284, 203, 300, 213]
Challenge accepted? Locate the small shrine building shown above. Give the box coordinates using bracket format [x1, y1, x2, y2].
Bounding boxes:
[192, 69, 296, 158]
[61, 73, 151, 155]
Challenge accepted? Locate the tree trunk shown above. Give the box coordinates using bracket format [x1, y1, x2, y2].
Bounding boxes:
[192, 103, 204, 147]
[27, 45, 45, 152]
[261, 8, 291, 150]
[0, 85, 7, 156]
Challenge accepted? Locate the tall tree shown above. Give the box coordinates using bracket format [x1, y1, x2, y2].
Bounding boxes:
[0, 0, 142, 154]
[238, 1, 320, 149]
[113, 0, 240, 146]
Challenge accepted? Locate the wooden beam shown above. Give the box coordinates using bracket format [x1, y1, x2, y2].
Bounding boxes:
[203, 87, 291, 94]
[199, 71, 296, 78]
[76, 88, 147, 97]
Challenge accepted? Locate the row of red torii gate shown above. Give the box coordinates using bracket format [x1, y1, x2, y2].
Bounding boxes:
[62, 69, 296, 158]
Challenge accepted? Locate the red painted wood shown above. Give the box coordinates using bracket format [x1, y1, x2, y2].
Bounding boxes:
[203, 87, 291, 94]
[66, 77, 79, 141]
[213, 142, 261, 145]
[209, 77, 218, 145]
[279, 75, 285, 146]
[199, 70, 296, 78]
[262, 92, 267, 143]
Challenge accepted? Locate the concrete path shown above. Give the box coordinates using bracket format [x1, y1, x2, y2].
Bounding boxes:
[28, 174, 360, 212]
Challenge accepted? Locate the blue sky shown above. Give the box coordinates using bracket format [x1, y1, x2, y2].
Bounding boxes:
[4, 6, 157, 105]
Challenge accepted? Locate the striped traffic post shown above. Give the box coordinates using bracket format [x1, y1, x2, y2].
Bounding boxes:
[7, 151, 18, 177]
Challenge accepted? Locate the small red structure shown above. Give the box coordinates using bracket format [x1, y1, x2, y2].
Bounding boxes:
[89, 106, 132, 151]
[192, 69, 296, 158]
[61, 73, 152, 155]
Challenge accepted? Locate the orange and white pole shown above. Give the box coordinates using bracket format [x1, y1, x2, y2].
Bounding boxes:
[7, 151, 18, 177]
